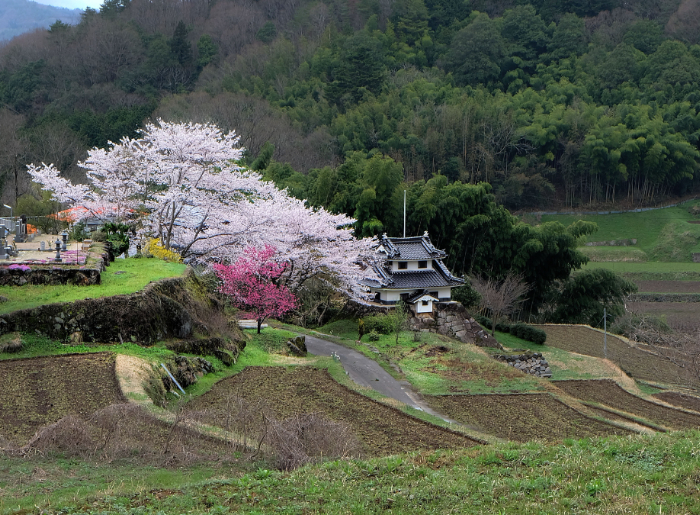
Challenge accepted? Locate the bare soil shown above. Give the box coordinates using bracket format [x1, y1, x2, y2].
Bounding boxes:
[627, 301, 700, 332]
[426, 393, 632, 442]
[653, 392, 700, 413]
[634, 280, 700, 293]
[188, 366, 480, 455]
[0, 353, 125, 446]
[536, 325, 690, 385]
[554, 379, 700, 430]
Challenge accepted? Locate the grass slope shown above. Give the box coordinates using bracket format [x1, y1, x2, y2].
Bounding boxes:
[0, 258, 186, 314]
[541, 203, 700, 256]
[3, 430, 700, 513]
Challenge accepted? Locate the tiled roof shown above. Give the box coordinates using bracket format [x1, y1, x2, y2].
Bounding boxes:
[389, 270, 462, 289]
[361, 233, 463, 291]
[406, 290, 439, 303]
[379, 234, 446, 260]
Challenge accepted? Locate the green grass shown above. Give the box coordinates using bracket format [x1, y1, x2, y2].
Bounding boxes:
[578, 246, 648, 262]
[317, 320, 544, 395]
[0, 258, 186, 314]
[3, 430, 700, 513]
[0, 333, 176, 362]
[495, 332, 620, 381]
[581, 261, 700, 275]
[542, 202, 700, 262]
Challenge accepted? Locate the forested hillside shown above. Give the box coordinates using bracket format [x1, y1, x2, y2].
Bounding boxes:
[3, 0, 700, 221]
[0, 0, 80, 41]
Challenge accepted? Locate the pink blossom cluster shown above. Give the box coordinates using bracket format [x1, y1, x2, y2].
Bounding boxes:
[63, 250, 88, 265]
[213, 245, 296, 331]
[7, 264, 31, 272]
[27, 120, 380, 299]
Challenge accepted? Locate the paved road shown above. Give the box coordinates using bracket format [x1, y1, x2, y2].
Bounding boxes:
[304, 334, 456, 422]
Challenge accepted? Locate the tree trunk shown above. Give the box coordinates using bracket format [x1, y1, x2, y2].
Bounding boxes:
[257, 318, 262, 334]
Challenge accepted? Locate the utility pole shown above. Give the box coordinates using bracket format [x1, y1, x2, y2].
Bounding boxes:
[603, 307, 607, 359]
[403, 189, 406, 238]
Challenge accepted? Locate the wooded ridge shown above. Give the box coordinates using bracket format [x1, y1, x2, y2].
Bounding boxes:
[2, 0, 700, 215]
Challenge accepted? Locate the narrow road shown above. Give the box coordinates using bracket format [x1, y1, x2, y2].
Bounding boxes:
[304, 334, 456, 422]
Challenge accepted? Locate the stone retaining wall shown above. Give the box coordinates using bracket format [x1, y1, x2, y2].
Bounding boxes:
[0, 250, 109, 287]
[585, 238, 637, 247]
[0, 270, 229, 345]
[409, 302, 502, 349]
[630, 293, 700, 303]
[493, 352, 552, 378]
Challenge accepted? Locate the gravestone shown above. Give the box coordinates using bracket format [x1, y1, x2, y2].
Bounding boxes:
[14, 215, 27, 243]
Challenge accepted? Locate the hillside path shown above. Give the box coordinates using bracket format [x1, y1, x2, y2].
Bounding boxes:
[304, 334, 455, 422]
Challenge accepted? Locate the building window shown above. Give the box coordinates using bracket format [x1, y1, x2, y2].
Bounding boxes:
[422, 300, 429, 306]
[398, 261, 408, 270]
[400, 293, 409, 301]
[418, 260, 428, 269]
[429, 291, 438, 298]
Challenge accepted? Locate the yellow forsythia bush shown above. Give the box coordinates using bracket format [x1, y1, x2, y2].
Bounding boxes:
[146, 238, 183, 263]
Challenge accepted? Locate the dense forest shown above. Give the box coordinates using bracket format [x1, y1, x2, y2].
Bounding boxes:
[3, 0, 700, 223]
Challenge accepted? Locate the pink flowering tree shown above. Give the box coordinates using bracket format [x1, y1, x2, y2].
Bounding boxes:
[213, 245, 296, 333]
[27, 120, 380, 301]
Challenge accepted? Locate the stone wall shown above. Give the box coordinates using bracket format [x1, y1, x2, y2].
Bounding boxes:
[585, 239, 637, 247]
[408, 301, 502, 349]
[0, 250, 109, 287]
[493, 352, 552, 378]
[0, 270, 232, 345]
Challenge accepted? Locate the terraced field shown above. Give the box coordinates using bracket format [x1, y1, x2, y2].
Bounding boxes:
[426, 393, 633, 442]
[0, 353, 125, 446]
[536, 325, 692, 386]
[188, 366, 480, 455]
[555, 379, 700, 430]
[654, 392, 700, 413]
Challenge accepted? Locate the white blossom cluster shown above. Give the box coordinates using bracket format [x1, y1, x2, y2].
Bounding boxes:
[28, 120, 378, 299]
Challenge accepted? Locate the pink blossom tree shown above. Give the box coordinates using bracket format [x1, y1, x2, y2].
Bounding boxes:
[27, 120, 379, 300]
[213, 245, 296, 333]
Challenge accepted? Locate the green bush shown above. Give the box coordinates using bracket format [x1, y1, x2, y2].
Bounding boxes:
[363, 314, 395, 335]
[367, 330, 380, 342]
[475, 315, 492, 329]
[510, 323, 547, 344]
[69, 221, 89, 242]
[495, 321, 511, 333]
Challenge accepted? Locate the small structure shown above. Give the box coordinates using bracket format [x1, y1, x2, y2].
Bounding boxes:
[361, 232, 464, 313]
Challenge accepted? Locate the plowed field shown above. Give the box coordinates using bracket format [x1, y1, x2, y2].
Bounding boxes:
[634, 281, 700, 293]
[653, 392, 700, 413]
[626, 301, 700, 332]
[188, 366, 479, 455]
[0, 353, 125, 445]
[426, 393, 632, 442]
[555, 379, 700, 430]
[536, 325, 690, 385]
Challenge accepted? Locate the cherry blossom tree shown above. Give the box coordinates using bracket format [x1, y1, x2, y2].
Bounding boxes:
[27, 120, 378, 300]
[213, 245, 296, 333]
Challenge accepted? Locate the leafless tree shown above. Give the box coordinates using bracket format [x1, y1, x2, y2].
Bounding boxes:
[471, 273, 529, 336]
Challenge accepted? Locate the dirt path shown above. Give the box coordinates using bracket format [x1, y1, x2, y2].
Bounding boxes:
[304, 334, 456, 422]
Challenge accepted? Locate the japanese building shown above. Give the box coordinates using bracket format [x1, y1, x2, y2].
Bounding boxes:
[361, 233, 464, 313]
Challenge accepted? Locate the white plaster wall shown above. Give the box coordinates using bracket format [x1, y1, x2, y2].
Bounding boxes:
[391, 260, 433, 272]
[416, 300, 433, 313]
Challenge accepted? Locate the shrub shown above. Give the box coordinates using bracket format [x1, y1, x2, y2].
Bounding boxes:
[510, 323, 547, 344]
[69, 221, 89, 242]
[267, 413, 361, 471]
[475, 315, 492, 328]
[367, 330, 380, 342]
[363, 314, 395, 334]
[495, 321, 511, 333]
[146, 238, 183, 263]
